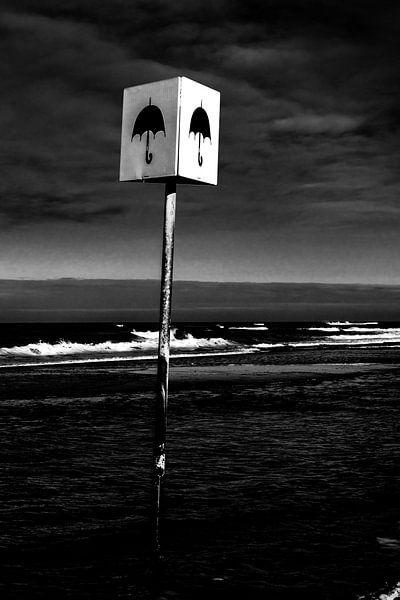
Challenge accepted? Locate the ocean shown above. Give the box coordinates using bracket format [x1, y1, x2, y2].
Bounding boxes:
[1, 321, 400, 600]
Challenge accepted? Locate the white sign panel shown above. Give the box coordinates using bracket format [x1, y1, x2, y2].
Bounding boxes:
[120, 78, 179, 182]
[177, 77, 220, 185]
[120, 77, 220, 185]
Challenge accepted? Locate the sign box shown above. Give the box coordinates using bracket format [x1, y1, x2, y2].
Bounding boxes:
[120, 76, 220, 185]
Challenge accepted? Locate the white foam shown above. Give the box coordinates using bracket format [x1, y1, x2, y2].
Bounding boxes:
[240, 328, 400, 350]
[1, 340, 136, 357]
[379, 583, 400, 600]
[328, 331, 400, 344]
[0, 348, 255, 369]
[289, 339, 396, 348]
[344, 327, 399, 334]
[359, 582, 400, 600]
[131, 328, 159, 340]
[254, 343, 286, 349]
[228, 326, 269, 331]
[0, 329, 233, 359]
[288, 328, 400, 347]
[377, 537, 400, 549]
[132, 328, 233, 349]
[307, 327, 341, 332]
[326, 321, 379, 326]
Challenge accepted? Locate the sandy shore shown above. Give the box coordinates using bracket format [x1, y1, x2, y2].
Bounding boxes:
[164, 362, 400, 389]
[3, 360, 399, 401]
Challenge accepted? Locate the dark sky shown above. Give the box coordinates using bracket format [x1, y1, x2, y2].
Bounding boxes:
[1, 1, 400, 283]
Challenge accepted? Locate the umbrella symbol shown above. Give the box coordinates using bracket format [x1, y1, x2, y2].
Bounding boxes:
[189, 102, 211, 166]
[131, 97, 166, 164]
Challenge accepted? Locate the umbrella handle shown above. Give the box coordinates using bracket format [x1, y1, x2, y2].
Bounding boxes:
[198, 135, 203, 166]
[146, 130, 153, 164]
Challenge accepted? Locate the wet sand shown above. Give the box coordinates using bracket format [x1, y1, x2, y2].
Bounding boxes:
[169, 362, 399, 384]
[2, 359, 399, 401]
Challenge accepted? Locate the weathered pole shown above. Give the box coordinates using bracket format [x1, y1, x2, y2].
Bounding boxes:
[153, 179, 176, 555]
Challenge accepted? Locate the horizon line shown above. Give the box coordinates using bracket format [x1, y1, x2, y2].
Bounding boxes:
[1, 278, 400, 287]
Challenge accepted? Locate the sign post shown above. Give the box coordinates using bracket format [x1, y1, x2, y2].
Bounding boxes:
[153, 179, 176, 554]
[120, 76, 220, 554]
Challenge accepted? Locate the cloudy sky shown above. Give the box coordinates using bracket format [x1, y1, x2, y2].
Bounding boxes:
[1, 0, 399, 284]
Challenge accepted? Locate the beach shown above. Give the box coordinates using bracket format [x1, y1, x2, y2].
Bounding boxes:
[2, 322, 400, 599]
[3, 1, 399, 598]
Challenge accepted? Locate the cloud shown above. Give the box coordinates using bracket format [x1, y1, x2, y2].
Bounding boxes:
[0, 11, 177, 224]
[1, 1, 400, 284]
[270, 113, 363, 135]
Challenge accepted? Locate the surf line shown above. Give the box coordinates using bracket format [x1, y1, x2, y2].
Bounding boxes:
[0, 348, 256, 369]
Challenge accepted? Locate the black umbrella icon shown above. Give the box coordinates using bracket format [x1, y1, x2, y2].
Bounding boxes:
[189, 102, 211, 166]
[131, 98, 166, 164]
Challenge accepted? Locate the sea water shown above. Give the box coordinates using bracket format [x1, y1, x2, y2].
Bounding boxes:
[1, 321, 400, 599]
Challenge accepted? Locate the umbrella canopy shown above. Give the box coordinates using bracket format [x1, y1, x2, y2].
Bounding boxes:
[132, 98, 166, 140]
[131, 98, 166, 164]
[189, 106, 211, 141]
[189, 104, 211, 166]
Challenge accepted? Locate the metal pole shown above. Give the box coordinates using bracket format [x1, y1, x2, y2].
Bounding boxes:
[153, 179, 176, 555]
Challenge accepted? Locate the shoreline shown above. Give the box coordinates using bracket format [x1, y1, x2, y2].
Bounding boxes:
[1, 361, 399, 401]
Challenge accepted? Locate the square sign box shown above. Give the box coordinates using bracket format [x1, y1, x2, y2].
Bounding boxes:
[120, 77, 220, 185]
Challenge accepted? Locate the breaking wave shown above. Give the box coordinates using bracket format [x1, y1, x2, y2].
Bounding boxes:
[253, 327, 400, 349]
[0, 329, 233, 359]
[254, 343, 285, 349]
[339, 327, 397, 333]
[295, 329, 400, 347]
[2, 322, 400, 368]
[294, 324, 400, 347]
[358, 581, 400, 600]
[228, 326, 269, 331]
[326, 321, 379, 326]
[307, 327, 341, 332]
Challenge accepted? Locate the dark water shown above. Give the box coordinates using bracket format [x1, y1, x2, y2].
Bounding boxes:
[1, 322, 400, 599]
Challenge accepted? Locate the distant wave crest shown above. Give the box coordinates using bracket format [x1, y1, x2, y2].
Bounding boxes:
[228, 326, 268, 331]
[307, 327, 341, 332]
[325, 321, 379, 326]
[298, 325, 400, 347]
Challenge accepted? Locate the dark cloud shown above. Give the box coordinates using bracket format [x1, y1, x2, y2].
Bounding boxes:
[0, 10, 179, 224]
[269, 113, 362, 135]
[0, 192, 126, 224]
[0, 0, 399, 283]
